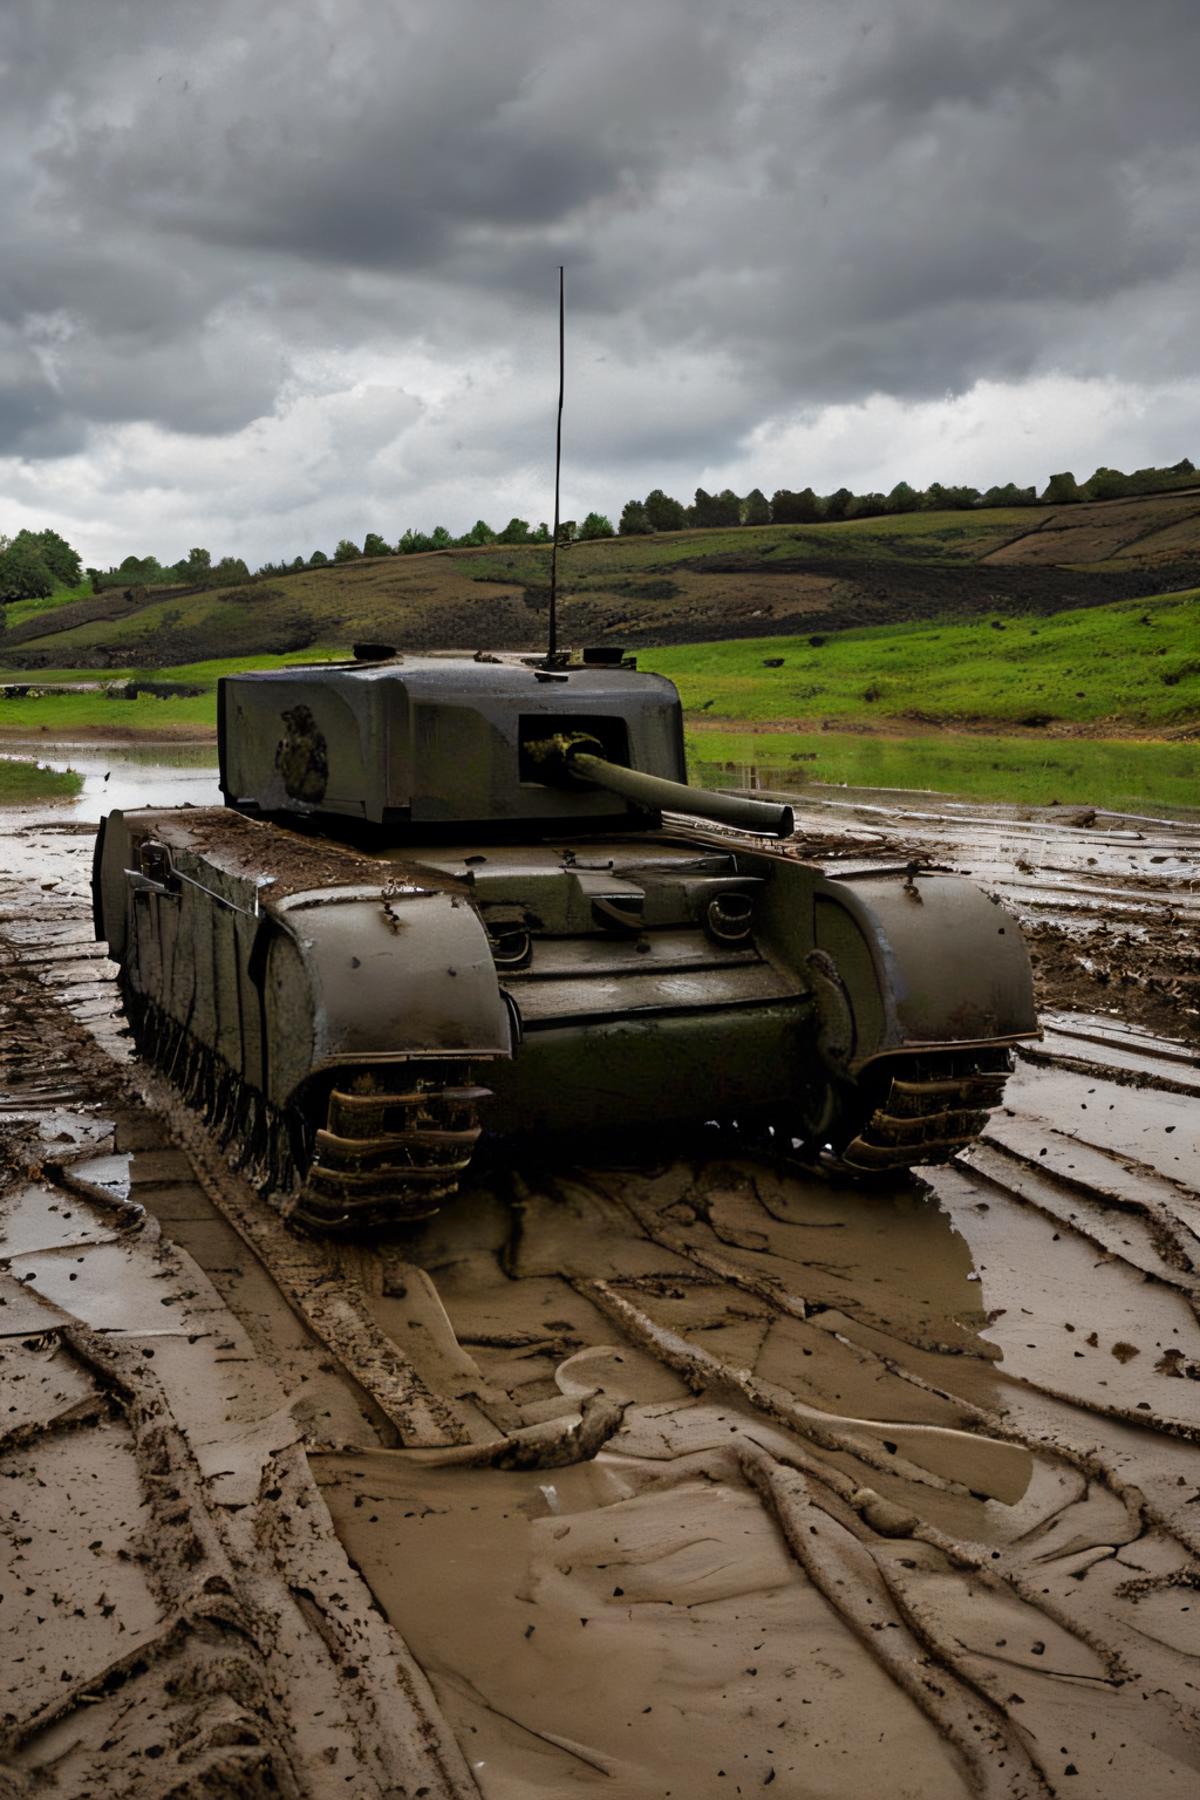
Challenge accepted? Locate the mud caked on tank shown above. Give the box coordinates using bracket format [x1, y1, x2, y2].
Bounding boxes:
[92, 647, 1039, 1230]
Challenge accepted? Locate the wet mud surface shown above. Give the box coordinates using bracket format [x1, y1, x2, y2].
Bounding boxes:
[0, 791, 1197, 1797]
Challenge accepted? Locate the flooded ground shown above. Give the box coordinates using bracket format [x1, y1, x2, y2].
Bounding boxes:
[0, 740, 221, 819]
[688, 728, 1200, 815]
[1, 765, 1197, 1797]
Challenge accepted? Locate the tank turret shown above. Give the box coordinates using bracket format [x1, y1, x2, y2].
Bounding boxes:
[220, 647, 761, 834]
[220, 647, 791, 838]
[95, 643, 1040, 1232]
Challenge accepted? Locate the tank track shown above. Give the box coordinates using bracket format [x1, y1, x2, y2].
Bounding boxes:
[835, 1046, 1013, 1172]
[118, 982, 485, 1232]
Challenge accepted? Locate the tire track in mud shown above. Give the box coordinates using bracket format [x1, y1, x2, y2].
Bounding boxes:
[2, 805, 1199, 1797]
[0, 833, 476, 1799]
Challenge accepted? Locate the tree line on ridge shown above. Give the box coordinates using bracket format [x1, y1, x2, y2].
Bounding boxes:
[1, 456, 1194, 605]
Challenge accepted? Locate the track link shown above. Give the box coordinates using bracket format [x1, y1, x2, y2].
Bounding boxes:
[303, 1070, 488, 1231]
[838, 1046, 1013, 1171]
[119, 983, 485, 1231]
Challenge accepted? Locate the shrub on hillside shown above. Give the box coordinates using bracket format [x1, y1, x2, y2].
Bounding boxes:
[622, 578, 680, 602]
[1042, 471, 1084, 505]
[223, 585, 287, 604]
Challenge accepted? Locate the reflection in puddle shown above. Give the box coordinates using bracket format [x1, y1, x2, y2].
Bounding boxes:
[692, 758, 778, 795]
[4, 741, 221, 820]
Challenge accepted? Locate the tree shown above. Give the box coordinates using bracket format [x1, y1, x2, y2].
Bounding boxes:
[885, 481, 921, 514]
[0, 540, 53, 602]
[430, 526, 452, 548]
[211, 556, 250, 585]
[457, 520, 496, 546]
[981, 482, 1036, 507]
[108, 552, 164, 584]
[362, 532, 391, 557]
[334, 538, 361, 562]
[689, 488, 716, 527]
[17, 528, 81, 587]
[1041, 471, 1083, 505]
[771, 487, 821, 524]
[309, 549, 329, 565]
[533, 522, 551, 542]
[186, 547, 212, 577]
[823, 487, 853, 520]
[291, 555, 307, 570]
[557, 520, 577, 543]
[497, 518, 532, 544]
[1081, 467, 1130, 502]
[643, 489, 687, 533]
[619, 499, 653, 535]
[922, 482, 980, 510]
[742, 488, 771, 526]
[578, 511, 614, 540]
[846, 492, 886, 518]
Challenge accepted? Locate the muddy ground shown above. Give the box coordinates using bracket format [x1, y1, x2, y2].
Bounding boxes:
[0, 789, 1197, 1798]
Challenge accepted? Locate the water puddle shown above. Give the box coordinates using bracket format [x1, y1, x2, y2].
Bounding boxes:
[2, 741, 221, 819]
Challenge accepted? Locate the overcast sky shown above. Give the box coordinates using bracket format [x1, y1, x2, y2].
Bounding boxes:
[2, 0, 1198, 568]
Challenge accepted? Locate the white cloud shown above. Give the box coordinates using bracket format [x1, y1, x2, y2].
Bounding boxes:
[5, 367, 1199, 571]
[717, 375, 1200, 500]
[2, 0, 1199, 565]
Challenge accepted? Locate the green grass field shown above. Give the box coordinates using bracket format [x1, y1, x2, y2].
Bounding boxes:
[0, 650, 349, 737]
[0, 755, 83, 804]
[0, 594, 1195, 812]
[643, 591, 1200, 729]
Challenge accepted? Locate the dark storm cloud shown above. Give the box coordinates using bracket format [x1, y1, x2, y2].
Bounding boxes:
[0, 0, 1198, 507]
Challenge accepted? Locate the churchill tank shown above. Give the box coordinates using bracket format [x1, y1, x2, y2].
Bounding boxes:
[92, 647, 1039, 1231]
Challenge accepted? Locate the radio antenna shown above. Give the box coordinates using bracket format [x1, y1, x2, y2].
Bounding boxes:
[547, 265, 564, 662]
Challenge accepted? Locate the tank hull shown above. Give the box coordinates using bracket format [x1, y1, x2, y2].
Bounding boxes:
[93, 806, 1039, 1229]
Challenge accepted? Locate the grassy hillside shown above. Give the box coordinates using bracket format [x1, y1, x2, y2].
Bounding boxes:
[6, 490, 1200, 670]
[0, 492, 1195, 817]
[1, 589, 1196, 749]
[643, 590, 1200, 732]
[2, 578, 94, 632]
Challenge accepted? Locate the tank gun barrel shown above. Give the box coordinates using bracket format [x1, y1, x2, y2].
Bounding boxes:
[528, 733, 794, 837]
